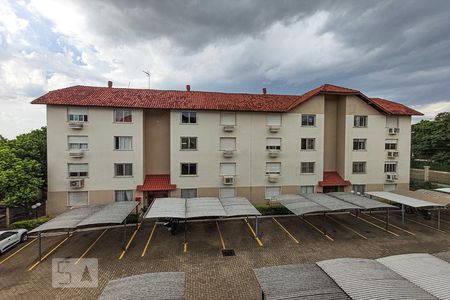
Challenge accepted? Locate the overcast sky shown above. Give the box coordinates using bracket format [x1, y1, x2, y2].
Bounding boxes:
[1, 0, 450, 138]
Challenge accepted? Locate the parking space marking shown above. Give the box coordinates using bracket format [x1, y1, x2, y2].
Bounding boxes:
[362, 213, 416, 236]
[326, 216, 368, 240]
[300, 217, 334, 242]
[0, 238, 36, 266]
[141, 223, 157, 257]
[402, 216, 446, 233]
[272, 218, 300, 244]
[216, 221, 226, 250]
[28, 234, 72, 271]
[118, 223, 142, 260]
[75, 229, 108, 264]
[350, 213, 400, 237]
[244, 219, 263, 246]
[183, 242, 188, 253]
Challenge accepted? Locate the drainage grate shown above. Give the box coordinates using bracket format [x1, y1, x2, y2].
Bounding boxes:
[222, 249, 236, 257]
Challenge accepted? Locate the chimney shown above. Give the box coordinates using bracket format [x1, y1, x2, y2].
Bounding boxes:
[186, 84, 191, 92]
[262, 87, 267, 95]
[108, 81, 113, 88]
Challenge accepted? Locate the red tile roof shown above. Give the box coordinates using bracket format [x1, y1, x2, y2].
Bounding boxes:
[31, 84, 422, 115]
[319, 172, 351, 187]
[137, 175, 176, 191]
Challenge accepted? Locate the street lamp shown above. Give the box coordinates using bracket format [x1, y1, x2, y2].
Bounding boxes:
[31, 202, 42, 219]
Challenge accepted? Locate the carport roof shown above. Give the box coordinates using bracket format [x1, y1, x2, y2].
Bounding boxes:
[329, 192, 396, 210]
[301, 193, 360, 211]
[98, 272, 185, 300]
[185, 197, 227, 218]
[366, 191, 444, 208]
[77, 201, 138, 227]
[435, 188, 450, 194]
[393, 189, 450, 208]
[219, 197, 261, 217]
[145, 198, 186, 219]
[273, 194, 330, 216]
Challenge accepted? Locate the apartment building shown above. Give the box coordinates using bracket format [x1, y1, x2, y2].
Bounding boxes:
[32, 83, 422, 215]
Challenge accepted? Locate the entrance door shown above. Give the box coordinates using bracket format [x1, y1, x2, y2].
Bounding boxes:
[323, 186, 344, 193]
[146, 191, 169, 206]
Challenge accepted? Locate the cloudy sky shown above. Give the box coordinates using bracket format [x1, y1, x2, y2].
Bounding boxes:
[1, 0, 450, 138]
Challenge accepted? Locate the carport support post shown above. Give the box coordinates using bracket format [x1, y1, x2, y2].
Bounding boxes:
[322, 212, 327, 236]
[38, 232, 42, 261]
[437, 209, 441, 230]
[386, 209, 390, 231]
[401, 204, 405, 226]
[122, 218, 127, 250]
[255, 216, 259, 237]
[184, 218, 187, 248]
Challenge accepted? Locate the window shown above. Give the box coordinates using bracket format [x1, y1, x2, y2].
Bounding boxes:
[266, 162, 281, 175]
[267, 113, 282, 126]
[181, 188, 197, 198]
[384, 162, 397, 173]
[114, 109, 133, 123]
[220, 137, 236, 151]
[68, 107, 88, 122]
[352, 184, 366, 195]
[300, 185, 315, 194]
[352, 162, 366, 174]
[68, 136, 88, 150]
[114, 163, 133, 176]
[301, 138, 315, 150]
[386, 116, 399, 128]
[300, 162, 315, 174]
[220, 187, 236, 198]
[353, 138, 367, 150]
[68, 163, 88, 177]
[114, 136, 133, 150]
[181, 163, 197, 176]
[220, 112, 236, 126]
[68, 191, 88, 206]
[115, 190, 133, 202]
[181, 137, 197, 150]
[384, 184, 397, 192]
[301, 114, 316, 126]
[265, 186, 281, 199]
[266, 138, 281, 150]
[181, 111, 197, 124]
[220, 163, 236, 176]
[385, 139, 398, 150]
[354, 115, 368, 127]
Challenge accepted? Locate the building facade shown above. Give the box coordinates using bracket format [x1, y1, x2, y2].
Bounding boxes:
[32, 83, 422, 215]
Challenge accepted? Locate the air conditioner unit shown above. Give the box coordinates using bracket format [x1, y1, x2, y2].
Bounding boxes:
[223, 176, 235, 185]
[268, 125, 280, 133]
[69, 150, 84, 158]
[69, 122, 84, 129]
[385, 173, 398, 182]
[268, 149, 280, 158]
[223, 150, 234, 158]
[387, 150, 399, 159]
[267, 174, 280, 183]
[222, 125, 235, 132]
[69, 179, 84, 189]
[388, 127, 400, 135]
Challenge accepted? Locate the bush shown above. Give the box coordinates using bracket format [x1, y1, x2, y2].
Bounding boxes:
[255, 204, 293, 216]
[410, 179, 439, 191]
[10, 217, 50, 230]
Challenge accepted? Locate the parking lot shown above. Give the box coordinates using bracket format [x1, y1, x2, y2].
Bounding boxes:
[1, 211, 450, 299]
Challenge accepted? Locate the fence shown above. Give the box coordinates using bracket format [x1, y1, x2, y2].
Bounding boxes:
[411, 167, 450, 185]
[0, 203, 46, 229]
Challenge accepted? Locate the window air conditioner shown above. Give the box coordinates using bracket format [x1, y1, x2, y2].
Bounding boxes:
[387, 150, 399, 159]
[69, 179, 84, 189]
[385, 173, 398, 182]
[222, 125, 235, 132]
[268, 174, 280, 183]
[223, 176, 235, 185]
[268, 125, 280, 133]
[69, 122, 84, 129]
[69, 150, 84, 158]
[388, 127, 400, 135]
[223, 150, 234, 158]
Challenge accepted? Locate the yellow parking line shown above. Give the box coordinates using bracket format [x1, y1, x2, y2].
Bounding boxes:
[183, 243, 188, 253]
[272, 218, 300, 244]
[118, 223, 142, 260]
[404, 217, 446, 233]
[350, 213, 400, 237]
[327, 216, 368, 240]
[0, 238, 36, 266]
[301, 217, 334, 242]
[75, 229, 108, 264]
[362, 213, 416, 236]
[28, 235, 72, 271]
[244, 219, 263, 246]
[216, 221, 226, 250]
[141, 223, 157, 257]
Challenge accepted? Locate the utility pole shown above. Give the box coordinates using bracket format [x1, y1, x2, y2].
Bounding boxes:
[142, 70, 151, 89]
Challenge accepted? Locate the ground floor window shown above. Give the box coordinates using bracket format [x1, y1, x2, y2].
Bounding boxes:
[68, 191, 88, 206]
[384, 184, 397, 192]
[265, 186, 281, 200]
[115, 190, 133, 201]
[219, 187, 236, 198]
[352, 184, 365, 194]
[300, 185, 315, 194]
[181, 188, 197, 198]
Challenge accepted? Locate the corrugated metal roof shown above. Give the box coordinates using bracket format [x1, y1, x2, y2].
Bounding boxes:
[253, 263, 350, 300]
[317, 258, 436, 300]
[144, 198, 186, 219]
[77, 201, 138, 227]
[98, 272, 185, 300]
[274, 194, 330, 216]
[329, 192, 396, 210]
[378, 253, 450, 300]
[393, 190, 450, 208]
[219, 197, 261, 217]
[435, 188, 450, 194]
[185, 197, 227, 218]
[301, 193, 360, 211]
[366, 191, 443, 208]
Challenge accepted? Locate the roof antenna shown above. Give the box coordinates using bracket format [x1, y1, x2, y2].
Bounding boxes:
[142, 70, 151, 89]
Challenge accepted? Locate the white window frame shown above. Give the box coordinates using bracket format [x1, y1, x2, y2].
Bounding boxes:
[115, 190, 133, 202]
[301, 114, 316, 126]
[300, 162, 315, 174]
[220, 137, 236, 151]
[353, 138, 367, 151]
[114, 163, 133, 177]
[301, 138, 315, 150]
[266, 138, 281, 150]
[68, 191, 89, 206]
[181, 111, 197, 124]
[352, 184, 366, 195]
[265, 186, 281, 200]
[386, 116, 399, 128]
[181, 188, 198, 198]
[68, 163, 88, 178]
[220, 163, 236, 176]
[181, 163, 197, 176]
[114, 136, 133, 150]
[385, 139, 398, 150]
[114, 109, 133, 123]
[384, 162, 397, 173]
[352, 161, 367, 174]
[354, 115, 368, 127]
[220, 112, 236, 126]
[219, 187, 236, 198]
[68, 107, 88, 122]
[68, 136, 88, 150]
[265, 162, 281, 175]
[180, 137, 197, 150]
[266, 113, 282, 126]
[300, 185, 315, 194]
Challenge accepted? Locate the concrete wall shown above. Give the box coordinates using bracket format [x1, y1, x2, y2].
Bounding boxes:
[144, 110, 170, 175]
[411, 168, 450, 185]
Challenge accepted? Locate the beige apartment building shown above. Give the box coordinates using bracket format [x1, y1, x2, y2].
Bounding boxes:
[32, 83, 422, 215]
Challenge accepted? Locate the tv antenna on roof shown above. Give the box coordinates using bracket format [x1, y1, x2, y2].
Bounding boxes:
[142, 70, 151, 89]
